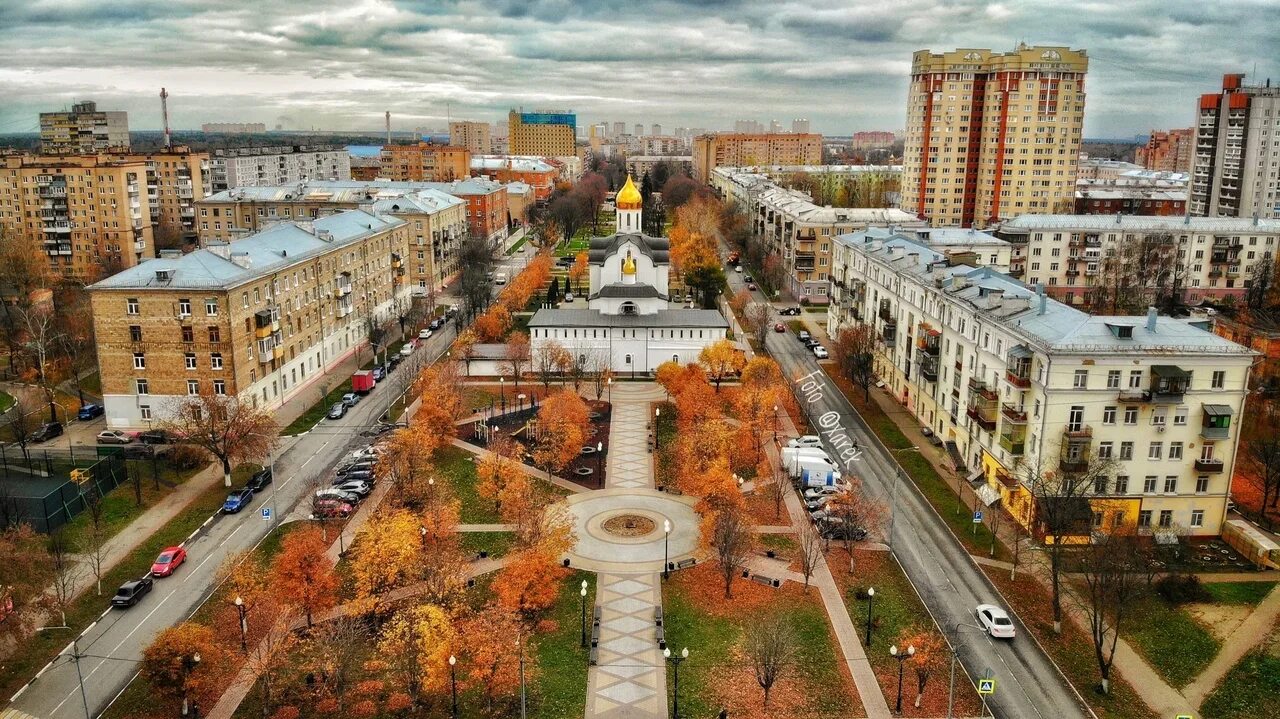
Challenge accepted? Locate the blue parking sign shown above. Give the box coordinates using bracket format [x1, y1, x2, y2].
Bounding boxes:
[973, 510, 983, 523]
[261, 507, 272, 521]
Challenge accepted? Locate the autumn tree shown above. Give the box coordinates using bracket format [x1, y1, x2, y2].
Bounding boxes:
[477, 435, 525, 513]
[351, 509, 425, 616]
[377, 603, 456, 706]
[744, 613, 796, 708]
[162, 390, 279, 487]
[504, 331, 531, 388]
[457, 604, 528, 713]
[471, 305, 513, 343]
[244, 612, 298, 717]
[797, 522, 823, 591]
[699, 339, 745, 392]
[534, 341, 571, 390]
[569, 251, 589, 291]
[0, 231, 54, 374]
[271, 527, 338, 628]
[1077, 526, 1144, 694]
[744, 301, 773, 347]
[533, 389, 590, 480]
[834, 324, 879, 402]
[893, 628, 946, 709]
[493, 549, 568, 618]
[411, 361, 467, 455]
[654, 360, 683, 398]
[142, 622, 227, 716]
[731, 368, 781, 468]
[825, 484, 888, 575]
[708, 504, 753, 598]
[0, 524, 53, 640]
[1244, 397, 1280, 515]
[306, 616, 367, 708]
[500, 472, 575, 558]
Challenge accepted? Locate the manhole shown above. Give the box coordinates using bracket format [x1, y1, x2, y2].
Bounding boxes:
[581, 446, 597, 455]
[588, 412, 603, 420]
[602, 514, 656, 537]
[575, 467, 594, 476]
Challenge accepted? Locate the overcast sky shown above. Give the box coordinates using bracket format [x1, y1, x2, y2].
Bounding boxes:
[1, 0, 1275, 139]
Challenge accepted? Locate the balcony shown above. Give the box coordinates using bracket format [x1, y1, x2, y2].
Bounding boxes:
[918, 329, 940, 356]
[1201, 404, 1233, 440]
[1001, 403, 1027, 424]
[1006, 348, 1032, 387]
[881, 322, 897, 343]
[1194, 458, 1225, 473]
[1149, 365, 1191, 403]
[919, 355, 939, 383]
[998, 431, 1025, 456]
[879, 303, 893, 322]
[334, 282, 352, 298]
[966, 403, 998, 431]
[337, 304, 354, 319]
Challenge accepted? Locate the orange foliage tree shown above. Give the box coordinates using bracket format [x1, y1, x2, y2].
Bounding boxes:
[499, 471, 575, 558]
[532, 389, 589, 479]
[377, 603, 455, 706]
[457, 604, 529, 713]
[476, 435, 526, 513]
[899, 629, 948, 709]
[271, 527, 338, 627]
[699, 338, 745, 392]
[410, 361, 467, 452]
[569, 251, 589, 291]
[141, 622, 228, 715]
[350, 508, 425, 616]
[504, 331, 531, 387]
[471, 305, 513, 343]
[493, 549, 568, 618]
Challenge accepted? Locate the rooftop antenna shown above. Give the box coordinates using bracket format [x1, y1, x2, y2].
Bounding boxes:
[385, 111, 391, 146]
[160, 87, 171, 150]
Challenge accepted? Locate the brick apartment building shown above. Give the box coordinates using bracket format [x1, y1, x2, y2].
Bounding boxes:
[379, 143, 472, 182]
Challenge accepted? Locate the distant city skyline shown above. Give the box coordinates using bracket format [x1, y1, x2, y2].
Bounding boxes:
[0, 0, 1273, 138]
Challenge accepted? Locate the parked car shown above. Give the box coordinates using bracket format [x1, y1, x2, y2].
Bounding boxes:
[813, 346, 829, 359]
[96, 429, 135, 444]
[312, 498, 354, 519]
[315, 488, 360, 504]
[734, 265, 743, 273]
[332, 480, 373, 497]
[349, 445, 384, 462]
[802, 336, 820, 348]
[30, 422, 64, 443]
[804, 495, 835, 511]
[139, 429, 174, 445]
[246, 467, 273, 492]
[788, 435, 824, 448]
[371, 366, 385, 382]
[803, 486, 846, 501]
[335, 469, 375, 484]
[327, 402, 348, 420]
[399, 343, 415, 357]
[779, 307, 802, 316]
[819, 521, 868, 541]
[743, 275, 754, 283]
[119, 444, 155, 459]
[975, 604, 1016, 639]
[418, 328, 433, 340]
[150, 546, 187, 577]
[797, 330, 811, 343]
[430, 318, 444, 330]
[447, 304, 459, 317]
[337, 457, 376, 473]
[747, 282, 757, 291]
[77, 403, 104, 420]
[223, 487, 255, 514]
[342, 392, 360, 408]
[111, 576, 154, 608]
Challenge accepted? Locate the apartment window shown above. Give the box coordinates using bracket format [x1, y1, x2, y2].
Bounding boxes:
[1097, 441, 1113, 459]
[213, 379, 226, 395]
[1190, 510, 1204, 528]
[211, 353, 223, 370]
[1173, 406, 1188, 425]
[1102, 406, 1116, 424]
[1164, 476, 1178, 494]
[1124, 407, 1138, 425]
[184, 353, 196, 370]
[1138, 510, 1153, 528]
[187, 380, 199, 395]
[1094, 476, 1108, 494]
[1129, 370, 1142, 388]
[1149, 442, 1163, 460]
[1143, 476, 1158, 493]
[1158, 510, 1173, 528]
[205, 299, 218, 315]
[1152, 408, 1167, 426]
[129, 325, 142, 342]
[1169, 442, 1183, 460]
[139, 405, 151, 421]
[1073, 369, 1088, 388]
[1195, 477, 1209, 494]
[1120, 442, 1134, 460]
[242, 292, 249, 309]
[178, 298, 191, 317]
[1212, 370, 1225, 389]
[208, 326, 221, 343]
[136, 378, 149, 395]
[126, 298, 139, 315]
[1106, 370, 1120, 389]
[1115, 476, 1129, 494]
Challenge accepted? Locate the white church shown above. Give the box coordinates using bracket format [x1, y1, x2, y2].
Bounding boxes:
[528, 176, 730, 375]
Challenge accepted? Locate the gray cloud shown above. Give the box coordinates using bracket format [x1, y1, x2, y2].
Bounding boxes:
[0, 0, 1275, 138]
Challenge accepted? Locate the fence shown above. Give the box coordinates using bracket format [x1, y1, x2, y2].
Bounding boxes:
[0, 449, 130, 533]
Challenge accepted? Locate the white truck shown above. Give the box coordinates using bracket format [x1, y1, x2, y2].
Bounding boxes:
[781, 447, 842, 482]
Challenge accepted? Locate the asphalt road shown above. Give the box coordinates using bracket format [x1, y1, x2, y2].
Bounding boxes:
[727, 270, 1090, 719]
[11, 309, 465, 719]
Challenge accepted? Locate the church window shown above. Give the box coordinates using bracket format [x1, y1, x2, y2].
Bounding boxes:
[625, 354, 632, 365]
[672, 354, 680, 363]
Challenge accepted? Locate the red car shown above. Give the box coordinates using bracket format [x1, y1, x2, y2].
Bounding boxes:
[150, 546, 187, 577]
[774, 323, 786, 332]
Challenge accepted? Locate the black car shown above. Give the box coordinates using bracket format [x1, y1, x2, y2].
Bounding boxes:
[246, 467, 273, 492]
[139, 429, 173, 445]
[429, 318, 445, 330]
[327, 402, 348, 420]
[819, 522, 868, 541]
[780, 307, 802, 316]
[111, 576, 154, 608]
[335, 469, 374, 484]
[119, 444, 155, 459]
[30, 421, 64, 443]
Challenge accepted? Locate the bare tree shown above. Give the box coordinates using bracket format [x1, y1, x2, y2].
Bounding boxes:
[743, 613, 796, 708]
[533, 341, 568, 392]
[744, 301, 772, 348]
[4, 396, 38, 463]
[162, 391, 279, 487]
[80, 483, 109, 596]
[46, 530, 81, 626]
[797, 522, 823, 591]
[585, 347, 613, 401]
[308, 615, 367, 708]
[504, 331, 531, 389]
[17, 304, 62, 423]
[1244, 398, 1280, 519]
[711, 506, 753, 598]
[1076, 525, 1144, 694]
[245, 608, 299, 717]
[834, 324, 878, 403]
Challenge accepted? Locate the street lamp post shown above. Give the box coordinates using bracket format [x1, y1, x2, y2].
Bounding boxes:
[579, 580, 589, 648]
[234, 596, 248, 653]
[864, 587, 875, 647]
[181, 652, 202, 717]
[773, 404, 779, 442]
[596, 441, 604, 488]
[607, 376, 613, 404]
[890, 644, 916, 714]
[518, 635, 527, 719]
[449, 654, 458, 718]
[654, 407, 661, 450]
[500, 376, 506, 414]
[946, 622, 988, 719]
[518, 393, 526, 416]
[664, 646, 689, 719]
[663, 519, 671, 579]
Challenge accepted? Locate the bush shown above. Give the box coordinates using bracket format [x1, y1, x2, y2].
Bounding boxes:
[1155, 574, 1212, 605]
[167, 443, 207, 471]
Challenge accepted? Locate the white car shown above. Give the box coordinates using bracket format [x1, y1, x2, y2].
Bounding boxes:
[788, 435, 823, 448]
[803, 486, 846, 501]
[734, 265, 743, 273]
[418, 328, 433, 340]
[975, 604, 1016, 639]
[350, 445, 384, 462]
[331, 480, 373, 497]
[813, 346, 829, 359]
[96, 429, 135, 444]
[399, 343, 415, 357]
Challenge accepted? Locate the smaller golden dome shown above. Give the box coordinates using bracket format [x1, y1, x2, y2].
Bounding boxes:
[615, 175, 643, 211]
[622, 250, 637, 275]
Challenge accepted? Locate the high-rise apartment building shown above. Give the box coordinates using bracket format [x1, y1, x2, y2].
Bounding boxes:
[379, 143, 471, 182]
[634, 124, 644, 137]
[448, 121, 493, 154]
[901, 45, 1089, 228]
[209, 145, 351, 192]
[1190, 74, 1280, 219]
[39, 101, 130, 153]
[611, 122, 626, 139]
[792, 119, 811, 134]
[508, 111, 577, 157]
[691, 132, 823, 182]
[651, 124, 662, 136]
[1137, 129, 1194, 173]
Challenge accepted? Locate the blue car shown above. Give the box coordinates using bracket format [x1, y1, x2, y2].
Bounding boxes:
[222, 488, 255, 514]
[77, 403, 104, 420]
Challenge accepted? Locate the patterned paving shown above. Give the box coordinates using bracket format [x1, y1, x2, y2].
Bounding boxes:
[605, 386, 660, 490]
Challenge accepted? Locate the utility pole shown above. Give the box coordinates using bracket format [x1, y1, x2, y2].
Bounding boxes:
[385, 110, 391, 146]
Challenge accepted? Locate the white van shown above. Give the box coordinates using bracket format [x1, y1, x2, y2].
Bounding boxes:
[787, 455, 842, 480]
[494, 272, 508, 285]
[781, 446, 833, 465]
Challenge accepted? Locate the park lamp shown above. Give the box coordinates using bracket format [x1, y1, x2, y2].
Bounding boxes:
[449, 654, 457, 666]
[580, 581, 588, 598]
[234, 596, 242, 607]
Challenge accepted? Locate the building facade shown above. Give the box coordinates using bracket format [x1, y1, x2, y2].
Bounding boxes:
[1137, 129, 1194, 173]
[901, 45, 1088, 228]
[994, 214, 1280, 306]
[691, 133, 823, 182]
[39, 101, 129, 154]
[448, 121, 493, 154]
[1190, 74, 1280, 219]
[88, 211, 411, 429]
[509, 111, 577, 157]
[379, 143, 472, 182]
[196, 181, 468, 292]
[851, 131, 897, 150]
[625, 156, 694, 181]
[469, 156, 559, 201]
[209, 145, 351, 192]
[826, 231, 1254, 537]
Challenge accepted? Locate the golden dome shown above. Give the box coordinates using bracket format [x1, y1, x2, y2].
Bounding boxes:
[615, 175, 643, 211]
[622, 250, 637, 275]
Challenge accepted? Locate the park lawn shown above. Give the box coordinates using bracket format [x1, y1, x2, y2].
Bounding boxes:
[661, 563, 862, 719]
[527, 571, 595, 718]
[507, 234, 529, 254]
[435, 444, 501, 523]
[833, 548, 983, 717]
[653, 400, 676, 489]
[786, 319, 806, 334]
[820, 365, 1010, 563]
[1123, 594, 1221, 688]
[2, 463, 259, 706]
[459, 530, 516, 559]
[1203, 580, 1278, 605]
[0, 388, 15, 413]
[59, 457, 207, 552]
[1200, 649, 1280, 719]
[758, 533, 798, 559]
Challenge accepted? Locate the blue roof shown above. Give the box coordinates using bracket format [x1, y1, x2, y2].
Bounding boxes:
[345, 145, 383, 158]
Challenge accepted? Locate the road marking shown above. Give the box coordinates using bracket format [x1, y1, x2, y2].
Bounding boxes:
[99, 608, 111, 620]
[10, 682, 29, 701]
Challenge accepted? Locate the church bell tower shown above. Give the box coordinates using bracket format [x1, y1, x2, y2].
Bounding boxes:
[615, 175, 643, 233]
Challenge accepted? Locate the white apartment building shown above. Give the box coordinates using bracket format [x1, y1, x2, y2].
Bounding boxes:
[40, 101, 129, 153]
[1191, 74, 1280, 219]
[994, 214, 1280, 306]
[827, 231, 1255, 537]
[210, 145, 351, 192]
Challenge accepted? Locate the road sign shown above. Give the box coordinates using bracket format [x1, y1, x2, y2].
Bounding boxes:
[973, 510, 984, 523]
[261, 507, 272, 521]
[977, 678, 996, 695]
